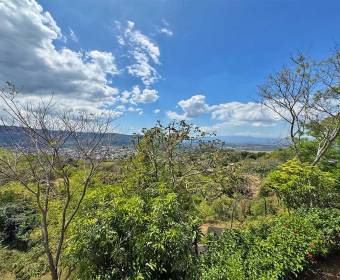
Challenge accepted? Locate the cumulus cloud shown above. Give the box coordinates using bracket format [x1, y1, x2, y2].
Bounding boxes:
[117, 21, 161, 86]
[169, 97, 279, 125]
[120, 86, 159, 105]
[169, 94, 282, 134]
[211, 102, 279, 124]
[202, 101, 281, 135]
[178, 95, 210, 117]
[0, 0, 119, 115]
[166, 111, 188, 121]
[167, 95, 210, 120]
[1, 94, 123, 119]
[87, 50, 118, 77]
[130, 86, 159, 104]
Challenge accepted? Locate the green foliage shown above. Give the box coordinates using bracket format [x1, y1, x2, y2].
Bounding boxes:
[199, 208, 340, 280]
[66, 185, 199, 280]
[269, 147, 294, 163]
[0, 190, 38, 250]
[0, 243, 48, 280]
[264, 158, 339, 209]
[249, 197, 278, 217]
[239, 157, 284, 178]
[0, 190, 46, 279]
[124, 122, 246, 208]
[1, 121, 339, 279]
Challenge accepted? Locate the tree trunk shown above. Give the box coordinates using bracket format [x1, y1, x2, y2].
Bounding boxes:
[50, 267, 59, 280]
[312, 126, 340, 166]
[41, 211, 58, 280]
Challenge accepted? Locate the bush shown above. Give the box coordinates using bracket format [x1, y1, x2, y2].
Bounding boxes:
[199, 208, 340, 280]
[264, 158, 339, 209]
[0, 191, 38, 250]
[66, 185, 199, 280]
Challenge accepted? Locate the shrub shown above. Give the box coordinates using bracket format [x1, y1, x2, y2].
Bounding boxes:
[66, 186, 199, 280]
[199, 208, 340, 280]
[0, 191, 38, 250]
[264, 158, 339, 209]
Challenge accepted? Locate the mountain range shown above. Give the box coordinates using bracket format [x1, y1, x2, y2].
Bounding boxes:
[0, 126, 286, 150]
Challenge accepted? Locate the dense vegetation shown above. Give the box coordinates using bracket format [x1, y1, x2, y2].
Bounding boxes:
[0, 50, 338, 279]
[0, 119, 339, 279]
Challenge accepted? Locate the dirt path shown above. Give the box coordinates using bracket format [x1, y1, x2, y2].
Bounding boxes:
[300, 252, 340, 279]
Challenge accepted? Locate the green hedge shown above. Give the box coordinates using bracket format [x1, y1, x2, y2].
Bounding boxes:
[199, 208, 340, 280]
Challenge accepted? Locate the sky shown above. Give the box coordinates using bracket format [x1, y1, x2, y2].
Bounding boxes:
[0, 0, 339, 137]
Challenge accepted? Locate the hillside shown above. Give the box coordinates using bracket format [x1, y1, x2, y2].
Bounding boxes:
[0, 126, 135, 147]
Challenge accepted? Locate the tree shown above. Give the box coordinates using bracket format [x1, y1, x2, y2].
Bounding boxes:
[127, 121, 243, 202]
[309, 51, 340, 165]
[259, 51, 340, 165]
[0, 83, 111, 280]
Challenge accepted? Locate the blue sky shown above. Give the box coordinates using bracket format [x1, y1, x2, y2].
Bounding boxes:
[0, 0, 339, 137]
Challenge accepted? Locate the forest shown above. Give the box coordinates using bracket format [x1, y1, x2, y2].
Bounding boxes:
[0, 52, 339, 280]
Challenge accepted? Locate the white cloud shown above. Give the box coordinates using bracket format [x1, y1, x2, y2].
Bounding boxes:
[127, 106, 143, 114]
[158, 19, 174, 36]
[178, 95, 210, 118]
[126, 21, 160, 64]
[166, 111, 188, 121]
[127, 52, 160, 85]
[169, 94, 283, 135]
[211, 102, 280, 123]
[1, 94, 123, 119]
[68, 28, 79, 42]
[129, 86, 159, 104]
[117, 20, 161, 86]
[207, 102, 280, 133]
[0, 0, 119, 115]
[166, 94, 210, 120]
[87, 50, 118, 77]
[159, 28, 173, 37]
[153, 109, 160, 114]
[119, 90, 131, 104]
[251, 121, 277, 127]
[118, 85, 159, 105]
[200, 122, 283, 138]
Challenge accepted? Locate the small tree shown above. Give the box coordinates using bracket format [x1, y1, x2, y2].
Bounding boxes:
[0, 83, 111, 279]
[126, 121, 244, 208]
[259, 51, 340, 165]
[126, 121, 208, 197]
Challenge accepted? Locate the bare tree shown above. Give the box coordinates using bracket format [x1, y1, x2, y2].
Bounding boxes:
[259, 51, 339, 165]
[310, 50, 340, 165]
[0, 83, 112, 280]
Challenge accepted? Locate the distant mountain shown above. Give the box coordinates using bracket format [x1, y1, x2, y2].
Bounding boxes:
[201, 135, 289, 151]
[215, 135, 287, 145]
[0, 126, 287, 150]
[0, 126, 135, 147]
